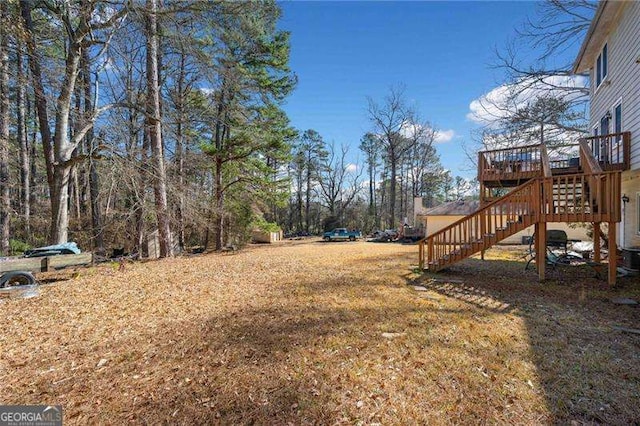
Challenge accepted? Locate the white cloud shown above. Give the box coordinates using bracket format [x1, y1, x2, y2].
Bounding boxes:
[345, 163, 358, 173]
[467, 75, 588, 127]
[91, 6, 117, 25]
[434, 129, 455, 143]
[398, 120, 455, 144]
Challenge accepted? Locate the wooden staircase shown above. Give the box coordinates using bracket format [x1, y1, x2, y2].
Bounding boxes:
[419, 172, 621, 272]
[418, 134, 629, 280]
[419, 178, 537, 272]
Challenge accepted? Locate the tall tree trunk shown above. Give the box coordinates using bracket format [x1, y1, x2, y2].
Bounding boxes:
[368, 161, 374, 229]
[389, 153, 397, 229]
[305, 160, 311, 232]
[372, 161, 378, 229]
[398, 162, 404, 225]
[83, 53, 104, 255]
[145, 0, 172, 257]
[175, 52, 186, 251]
[0, 2, 10, 254]
[379, 164, 387, 230]
[20, 0, 54, 189]
[296, 169, 303, 231]
[49, 37, 83, 244]
[17, 44, 30, 239]
[136, 129, 149, 256]
[214, 156, 224, 250]
[28, 96, 37, 215]
[71, 83, 83, 223]
[403, 163, 410, 221]
[212, 82, 226, 250]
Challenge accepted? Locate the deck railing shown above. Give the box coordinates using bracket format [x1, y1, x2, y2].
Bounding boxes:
[478, 144, 542, 182]
[582, 132, 630, 171]
[540, 171, 621, 223]
[478, 132, 630, 183]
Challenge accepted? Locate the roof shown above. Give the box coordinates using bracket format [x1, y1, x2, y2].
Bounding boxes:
[573, 1, 627, 74]
[423, 200, 480, 216]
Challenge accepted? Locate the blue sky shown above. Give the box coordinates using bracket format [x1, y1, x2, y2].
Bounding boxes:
[277, 1, 559, 179]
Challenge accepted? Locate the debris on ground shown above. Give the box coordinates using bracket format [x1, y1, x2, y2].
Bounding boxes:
[611, 298, 638, 305]
[0, 284, 39, 300]
[381, 332, 406, 339]
[611, 325, 640, 335]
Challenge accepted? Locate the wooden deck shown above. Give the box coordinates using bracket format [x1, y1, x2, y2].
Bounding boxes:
[478, 132, 630, 187]
[420, 132, 632, 286]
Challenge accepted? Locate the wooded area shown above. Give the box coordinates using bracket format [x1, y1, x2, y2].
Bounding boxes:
[0, 0, 470, 257]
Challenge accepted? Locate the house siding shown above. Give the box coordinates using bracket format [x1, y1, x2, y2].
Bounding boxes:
[588, 1, 640, 248]
[621, 170, 640, 248]
[589, 1, 640, 168]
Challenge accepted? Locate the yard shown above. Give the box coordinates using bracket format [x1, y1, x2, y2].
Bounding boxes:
[1, 241, 639, 424]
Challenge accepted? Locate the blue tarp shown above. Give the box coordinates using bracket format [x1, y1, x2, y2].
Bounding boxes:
[23, 242, 81, 258]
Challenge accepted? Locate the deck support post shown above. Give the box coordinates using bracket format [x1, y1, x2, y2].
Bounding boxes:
[535, 221, 546, 281]
[480, 211, 486, 261]
[593, 222, 601, 263]
[608, 221, 617, 286]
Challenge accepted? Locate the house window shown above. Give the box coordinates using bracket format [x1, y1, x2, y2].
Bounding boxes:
[596, 43, 608, 88]
[613, 102, 622, 162]
[600, 113, 610, 161]
[614, 103, 622, 134]
[600, 114, 610, 135]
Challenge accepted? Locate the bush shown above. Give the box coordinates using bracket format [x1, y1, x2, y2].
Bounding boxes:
[252, 217, 281, 233]
[9, 239, 31, 255]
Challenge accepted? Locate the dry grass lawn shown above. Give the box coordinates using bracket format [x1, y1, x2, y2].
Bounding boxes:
[1, 240, 639, 424]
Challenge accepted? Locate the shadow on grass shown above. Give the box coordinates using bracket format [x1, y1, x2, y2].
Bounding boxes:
[415, 255, 640, 424]
[11, 246, 640, 424]
[46, 302, 451, 424]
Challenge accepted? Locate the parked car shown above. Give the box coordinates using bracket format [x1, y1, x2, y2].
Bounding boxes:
[323, 228, 361, 242]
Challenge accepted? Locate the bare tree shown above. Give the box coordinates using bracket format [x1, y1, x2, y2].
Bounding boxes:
[293, 130, 326, 233]
[318, 143, 362, 221]
[404, 120, 438, 197]
[367, 86, 413, 228]
[358, 132, 381, 230]
[473, 0, 597, 150]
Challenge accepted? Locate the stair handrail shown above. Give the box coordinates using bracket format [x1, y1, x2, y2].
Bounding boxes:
[579, 139, 603, 174]
[418, 178, 539, 269]
[418, 179, 537, 244]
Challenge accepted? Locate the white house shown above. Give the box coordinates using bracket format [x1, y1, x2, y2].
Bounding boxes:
[573, 0, 640, 248]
